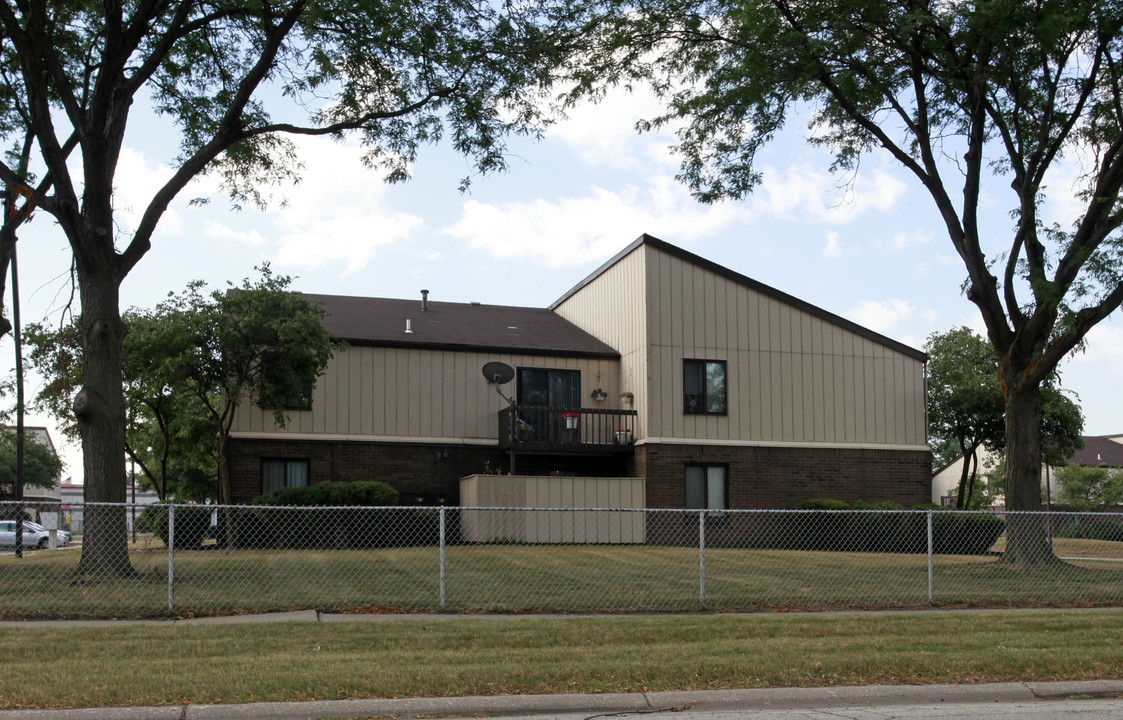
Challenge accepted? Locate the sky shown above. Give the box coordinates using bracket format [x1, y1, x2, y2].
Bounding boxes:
[4, 84, 1122, 483]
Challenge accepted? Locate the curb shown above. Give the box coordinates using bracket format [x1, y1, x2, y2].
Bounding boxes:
[1, 681, 1121, 720]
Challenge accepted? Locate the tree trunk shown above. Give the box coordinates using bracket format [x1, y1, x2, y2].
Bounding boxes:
[74, 265, 135, 577]
[1000, 377, 1058, 566]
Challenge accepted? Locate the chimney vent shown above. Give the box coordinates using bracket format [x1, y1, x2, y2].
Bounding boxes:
[421, 289, 430, 311]
[405, 319, 413, 334]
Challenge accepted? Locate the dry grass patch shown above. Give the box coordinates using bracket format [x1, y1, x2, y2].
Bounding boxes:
[0, 610, 1122, 709]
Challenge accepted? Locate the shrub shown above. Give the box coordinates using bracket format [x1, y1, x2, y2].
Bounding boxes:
[932, 511, 1005, 555]
[138, 503, 213, 549]
[1057, 517, 1123, 542]
[250, 481, 401, 549]
[791, 499, 850, 550]
[786, 499, 1003, 555]
[253, 480, 399, 507]
[794, 499, 851, 510]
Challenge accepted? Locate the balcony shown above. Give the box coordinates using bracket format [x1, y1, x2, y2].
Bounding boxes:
[498, 405, 638, 454]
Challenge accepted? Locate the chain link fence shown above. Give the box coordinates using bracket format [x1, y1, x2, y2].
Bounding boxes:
[2, 501, 1121, 618]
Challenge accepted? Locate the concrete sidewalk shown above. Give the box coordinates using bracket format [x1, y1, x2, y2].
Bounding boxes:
[0, 680, 1121, 720]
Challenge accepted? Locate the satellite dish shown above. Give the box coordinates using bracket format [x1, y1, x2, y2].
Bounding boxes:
[482, 361, 515, 385]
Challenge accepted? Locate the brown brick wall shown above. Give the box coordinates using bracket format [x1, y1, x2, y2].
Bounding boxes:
[227, 438, 504, 505]
[637, 442, 932, 509]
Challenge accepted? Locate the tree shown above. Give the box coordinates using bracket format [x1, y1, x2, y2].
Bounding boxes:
[0, 429, 63, 497]
[0, 1, 581, 574]
[26, 267, 333, 508]
[926, 327, 1006, 508]
[573, 0, 1123, 564]
[145, 267, 336, 513]
[1056, 464, 1123, 509]
[926, 326, 1084, 509]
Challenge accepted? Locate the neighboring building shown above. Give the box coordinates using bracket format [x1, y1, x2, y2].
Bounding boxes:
[0, 426, 62, 505]
[931, 448, 1001, 506]
[59, 477, 161, 533]
[228, 234, 933, 510]
[931, 435, 1123, 507]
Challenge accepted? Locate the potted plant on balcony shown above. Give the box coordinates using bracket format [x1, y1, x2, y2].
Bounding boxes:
[619, 391, 634, 405]
[514, 418, 532, 441]
[590, 388, 608, 401]
[614, 426, 633, 444]
[562, 412, 580, 429]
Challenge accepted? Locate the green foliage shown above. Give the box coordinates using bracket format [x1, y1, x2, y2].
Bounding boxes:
[1056, 465, 1123, 510]
[135, 503, 213, 549]
[788, 498, 1004, 555]
[925, 326, 1084, 509]
[1056, 517, 1123, 542]
[793, 498, 850, 510]
[241, 481, 403, 550]
[925, 327, 1006, 470]
[253, 481, 400, 507]
[24, 267, 334, 502]
[0, 430, 64, 491]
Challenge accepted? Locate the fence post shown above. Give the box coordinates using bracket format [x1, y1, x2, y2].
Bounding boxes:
[927, 510, 934, 606]
[698, 510, 706, 610]
[167, 503, 175, 615]
[439, 507, 447, 611]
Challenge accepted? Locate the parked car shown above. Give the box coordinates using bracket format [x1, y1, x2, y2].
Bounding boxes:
[0, 520, 71, 549]
[25, 521, 72, 546]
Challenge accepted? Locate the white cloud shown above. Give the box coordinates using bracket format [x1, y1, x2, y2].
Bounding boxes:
[446, 176, 743, 267]
[203, 220, 268, 247]
[844, 298, 915, 334]
[233, 136, 422, 275]
[113, 147, 184, 237]
[551, 85, 676, 170]
[822, 231, 842, 258]
[752, 164, 906, 224]
[1040, 151, 1100, 231]
[1067, 322, 1123, 364]
[890, 227, 934, 250]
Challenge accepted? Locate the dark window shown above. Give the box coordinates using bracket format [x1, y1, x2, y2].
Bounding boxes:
[684, 359, 726, 414]
[685, 464, 728, 510]
[261, 459, 309, 494]
[516, 368, 580, 408]
[516, 368, 581, 444]
[283, 391, 312, 411]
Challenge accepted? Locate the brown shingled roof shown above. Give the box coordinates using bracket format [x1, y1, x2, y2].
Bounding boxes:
[302, 294, 620, 359]
[1066, 436, 1123, 468]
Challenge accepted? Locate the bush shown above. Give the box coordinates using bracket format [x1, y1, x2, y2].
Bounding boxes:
[253, 480, 399, 507]
[791, 499, 850, 550]
[248, 481, 401, 549]
[1057, 517, 1123, 542]
[137, 503, 213, 549]
[794, 499, 851, 510]
[932, 511, 1005, 555]
[787, 499, 1003, 555]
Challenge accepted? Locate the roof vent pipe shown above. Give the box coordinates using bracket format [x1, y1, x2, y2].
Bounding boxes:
[405, 319, 413, 334]
[421, 289, 429, 311]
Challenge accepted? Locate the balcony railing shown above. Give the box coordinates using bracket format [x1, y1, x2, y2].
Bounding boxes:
[498, 405, 638, 454]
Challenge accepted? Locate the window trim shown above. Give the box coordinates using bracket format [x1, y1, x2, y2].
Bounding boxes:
[683, 359, 727, 415]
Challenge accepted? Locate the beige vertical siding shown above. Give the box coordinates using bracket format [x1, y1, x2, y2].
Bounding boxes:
[459, 474, 646, 543]
[552, 247, 649, 435]
[643, 245, 926, 447]
[231, 347, 620, 441]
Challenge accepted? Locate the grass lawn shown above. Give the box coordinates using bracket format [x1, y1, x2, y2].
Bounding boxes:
[1, 536, 1121, 618]
[0, 609, 1121, 709]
